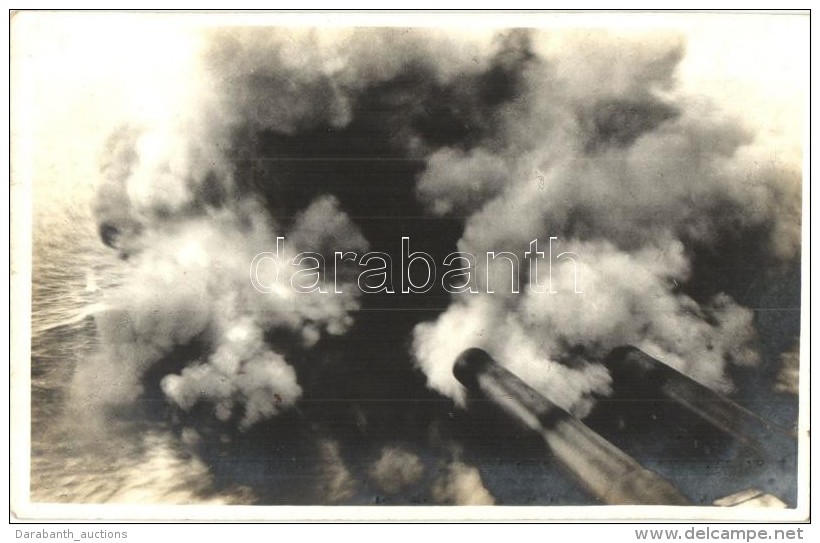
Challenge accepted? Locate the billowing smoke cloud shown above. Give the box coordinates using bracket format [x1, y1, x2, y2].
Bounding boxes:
[80, 193, 368, 427]
[13, 10, 803, 512]
[412, 31, 801, 415]
[85, 28, 507, 429]
[81, 25, 800, 486]
[203, 28, 500, 139]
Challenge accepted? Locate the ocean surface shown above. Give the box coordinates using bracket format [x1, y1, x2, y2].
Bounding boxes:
[29, 209, 253, 505]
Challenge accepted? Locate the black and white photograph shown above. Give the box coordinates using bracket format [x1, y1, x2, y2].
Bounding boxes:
[9, 10, 809, 520]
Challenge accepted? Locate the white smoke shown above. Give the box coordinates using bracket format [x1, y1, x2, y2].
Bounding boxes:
[26, 17, 803, 507]
[84, 26, 800, 433]
[85, 27, 507, 428]
[412, 31, 801, 415]
[80, 195, 368, 426]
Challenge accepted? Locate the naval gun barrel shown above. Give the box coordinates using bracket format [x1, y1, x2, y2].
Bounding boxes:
[605, 346, 794, 455]
[454, 348, 691, 505]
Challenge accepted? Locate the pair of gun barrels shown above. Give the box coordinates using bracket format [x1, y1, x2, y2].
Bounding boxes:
[453, 347, 792, 506]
